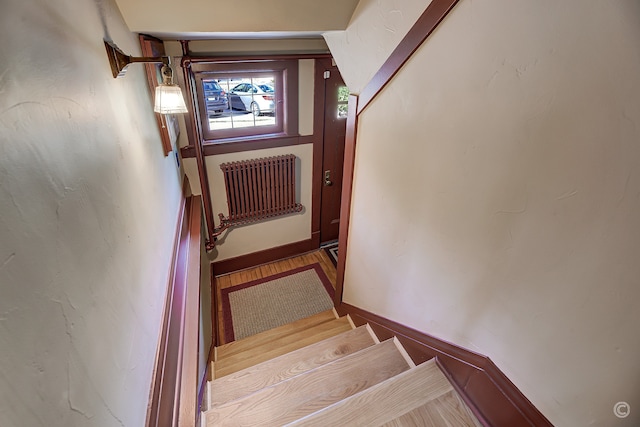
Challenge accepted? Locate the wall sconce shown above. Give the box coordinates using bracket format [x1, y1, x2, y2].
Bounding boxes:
[104, 40, 188, 114]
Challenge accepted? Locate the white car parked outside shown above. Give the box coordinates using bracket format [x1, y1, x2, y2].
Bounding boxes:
[229, 83, 275, 116]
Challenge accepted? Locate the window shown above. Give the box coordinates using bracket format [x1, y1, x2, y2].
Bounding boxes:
[191, 60, 298, 142]
[337, 85, 349, 118]
[207, 76, 277, 131]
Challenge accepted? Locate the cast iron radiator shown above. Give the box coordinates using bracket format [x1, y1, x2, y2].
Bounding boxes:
[213, 154, 303, 238]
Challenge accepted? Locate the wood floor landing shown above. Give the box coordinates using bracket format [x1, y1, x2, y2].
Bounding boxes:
[213, 249, 337, 346]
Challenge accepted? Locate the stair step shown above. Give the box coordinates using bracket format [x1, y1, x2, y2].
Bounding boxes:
[285, 359, 480, 427]
[213, 316, 353, 378]
[379, 390, 482, 427]
[209, 325, 379, 408]
[215, 309, 338, 361]
[203, 338, 412, 426]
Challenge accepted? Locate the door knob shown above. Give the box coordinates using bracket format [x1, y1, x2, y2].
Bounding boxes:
[324, 170, 333, 186]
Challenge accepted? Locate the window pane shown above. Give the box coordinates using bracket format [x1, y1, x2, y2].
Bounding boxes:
[203, 76, 277, 132]
[192, 59, 297, 143]
[338, 85, 349, 102]
[337, 85, 349, 119]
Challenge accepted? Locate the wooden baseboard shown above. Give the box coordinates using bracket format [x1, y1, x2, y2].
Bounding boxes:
[336, 303, 552, 427]
[211, 238, 316, 275]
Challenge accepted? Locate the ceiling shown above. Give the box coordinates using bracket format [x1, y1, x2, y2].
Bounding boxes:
[114, 0, 361, 40]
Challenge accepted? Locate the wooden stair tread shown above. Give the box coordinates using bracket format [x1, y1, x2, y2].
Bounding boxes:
[204, 339, 412, 426]
[285, 359, 476, 427]
[213, 316, 353, 378]
[215, 309, 338, 361]
[209, 325, 378, 408]
[379, 390, 482, 427]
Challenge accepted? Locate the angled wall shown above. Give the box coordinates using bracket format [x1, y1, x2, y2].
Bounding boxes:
[325, 0, 640, 425]
[0, 0, 183, 425]
[324, 0, 433, 95]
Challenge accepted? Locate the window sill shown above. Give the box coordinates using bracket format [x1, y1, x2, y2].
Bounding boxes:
[180, 134, 314, 157]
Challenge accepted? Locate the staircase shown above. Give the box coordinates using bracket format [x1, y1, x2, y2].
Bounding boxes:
[201, 310, 482, 426]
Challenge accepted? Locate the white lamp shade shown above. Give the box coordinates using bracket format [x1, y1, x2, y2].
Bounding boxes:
[154, 84, 188, 114]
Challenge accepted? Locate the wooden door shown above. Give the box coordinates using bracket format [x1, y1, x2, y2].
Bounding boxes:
[320, 63, 348, 243]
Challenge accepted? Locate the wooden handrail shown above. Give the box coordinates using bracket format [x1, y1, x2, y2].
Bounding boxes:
[146, 194, 202, 427]
[179, 40, 217, 252]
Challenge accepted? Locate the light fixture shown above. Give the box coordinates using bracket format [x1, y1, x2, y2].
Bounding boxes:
[153, 64, 188, 114]
[104, 40, 188, 114]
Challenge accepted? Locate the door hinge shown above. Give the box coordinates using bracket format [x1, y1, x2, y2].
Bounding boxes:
[324, 70, 330, 79]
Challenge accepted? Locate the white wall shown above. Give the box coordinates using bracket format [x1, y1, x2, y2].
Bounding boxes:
[114, 0, 359, 35]
[327, 0, 640, 426]
[0, 0, 183, 425]
[324, 0, 433, 94]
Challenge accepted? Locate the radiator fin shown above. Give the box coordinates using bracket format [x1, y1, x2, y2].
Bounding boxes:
[219, 154, 303, 227]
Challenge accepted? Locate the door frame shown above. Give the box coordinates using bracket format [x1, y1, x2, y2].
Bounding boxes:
[319, 62, 347, 244]
[311, 57, 335, 248]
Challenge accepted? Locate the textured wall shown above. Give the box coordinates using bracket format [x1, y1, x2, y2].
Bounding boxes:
[324, 0, 433, 94]
[0, 0, 183, 425]
[328, 0, 640, 426]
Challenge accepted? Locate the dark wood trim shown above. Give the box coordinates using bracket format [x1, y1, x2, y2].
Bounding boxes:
[185, 53, 332, 63]
[139, 34, 174, 157]
[173, 54, 198, 155]
[197, 343, 215, 424]
[357, 0, 460, 115]
[211, 257, 219, 348]
[146, 194, 202, 427]
[435, 357, 491, 426]
[197, 249, 218, 423]
[311, 58, 331, 249]
[211, 238, 315, 276]
[145, 183, 187, 427]
[178, 195, 202, 427]
[180, 135, 314, 158]
[334, 94, 358, 306]
[180, 50, 216, 250]
[337, 303, 553, 427]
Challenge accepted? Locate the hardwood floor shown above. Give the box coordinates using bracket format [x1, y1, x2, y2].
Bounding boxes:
[213, 249, 337, 346]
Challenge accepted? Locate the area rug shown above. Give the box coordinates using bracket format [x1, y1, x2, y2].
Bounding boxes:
[322, 241, 339, 267]
[222, 263, 335, 342]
